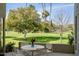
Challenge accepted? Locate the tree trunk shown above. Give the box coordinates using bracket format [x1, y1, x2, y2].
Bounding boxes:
[24, 33, 27, 38]
[60, 33, 63, 44]
[24, 30, 27, 39]
[60, 25, 63, 44]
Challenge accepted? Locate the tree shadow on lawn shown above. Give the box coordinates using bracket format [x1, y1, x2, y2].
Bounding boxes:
[12, 36, 68, 42]
[5, 36, 17, 38]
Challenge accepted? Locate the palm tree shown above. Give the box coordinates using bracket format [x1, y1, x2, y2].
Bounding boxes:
[50, 3, 52, 20]
[41, 3, 49, 21]
[25, 3, 27, 9]
[50, 3, 53, 27]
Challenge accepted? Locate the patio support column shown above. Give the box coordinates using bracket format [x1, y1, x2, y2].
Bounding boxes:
[0, 18, 1, 46]
[74, 3, 79, 55]
[3, 17, 5, 55]
[0, 3, 6, 55]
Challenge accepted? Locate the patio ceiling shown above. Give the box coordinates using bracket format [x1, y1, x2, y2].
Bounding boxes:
[0, 3, 6, 18]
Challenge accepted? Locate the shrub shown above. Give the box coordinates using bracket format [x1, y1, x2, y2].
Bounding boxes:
[0, 46, 4, 56]
[0, 46, 3, 53]
[68, 34, 74, 45]
[5, 42, 15, 53]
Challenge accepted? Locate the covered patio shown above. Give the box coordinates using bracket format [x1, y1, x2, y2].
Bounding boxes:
[0, 3, 79, 56]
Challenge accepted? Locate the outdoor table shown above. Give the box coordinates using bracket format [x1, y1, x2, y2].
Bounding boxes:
[21, 45, 44, 56]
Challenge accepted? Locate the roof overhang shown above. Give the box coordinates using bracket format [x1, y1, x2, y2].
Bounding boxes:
[0, 3, 6, 18]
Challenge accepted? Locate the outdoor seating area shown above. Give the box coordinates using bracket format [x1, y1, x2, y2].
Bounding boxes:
[2, 42, 74, 56]
[4, 42, 74, 56]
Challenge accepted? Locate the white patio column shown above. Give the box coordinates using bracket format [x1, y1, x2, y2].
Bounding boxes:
[74, 3, 79, 55]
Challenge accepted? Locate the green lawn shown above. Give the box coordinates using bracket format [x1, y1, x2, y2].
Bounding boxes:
[5, 31, 71, 47]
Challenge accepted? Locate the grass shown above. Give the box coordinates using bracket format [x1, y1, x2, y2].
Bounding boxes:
[5, 31, 71, 47]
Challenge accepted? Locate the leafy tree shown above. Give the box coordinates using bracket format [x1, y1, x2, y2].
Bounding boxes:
[40, 21, 52, 32]
[7, 5, 40, 38]
[41, 3, 49, 21]
[42, 10, 49, 21]
[67, 24, 74, 31]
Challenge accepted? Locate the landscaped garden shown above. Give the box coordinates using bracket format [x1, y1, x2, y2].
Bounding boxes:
[5, 31, 71, 47]
[0, 4, 75, 56]
[4, 4, 74, 48]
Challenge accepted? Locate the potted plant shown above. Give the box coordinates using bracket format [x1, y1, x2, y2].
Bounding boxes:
[31, 38, 35, 47]
[68, 34, 74, 45]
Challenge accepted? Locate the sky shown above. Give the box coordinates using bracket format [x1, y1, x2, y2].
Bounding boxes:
[6, 3, 74, 24]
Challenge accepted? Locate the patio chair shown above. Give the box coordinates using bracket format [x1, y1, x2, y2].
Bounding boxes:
[34, 43, 47, 56]
[36, 44, 53, 56]
[19, 42, 28, 50]
[18, 42, 31, 56]
[45, 44, 53, 52]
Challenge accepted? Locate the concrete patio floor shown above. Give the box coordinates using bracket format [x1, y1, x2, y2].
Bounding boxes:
[5, 52, 74, 56]
[5, 49, 74, 56]
[5, 49, 75, 56]
[39, 50, 74, 56]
